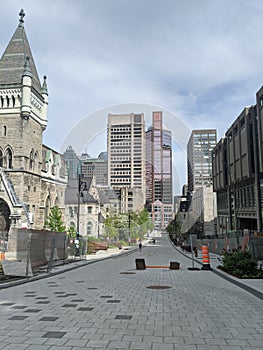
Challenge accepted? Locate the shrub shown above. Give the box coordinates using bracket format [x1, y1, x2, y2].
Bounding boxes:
[221, 251, 260, 278]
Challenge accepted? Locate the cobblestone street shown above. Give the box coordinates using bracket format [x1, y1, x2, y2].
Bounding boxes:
[0, 234, 263, 349]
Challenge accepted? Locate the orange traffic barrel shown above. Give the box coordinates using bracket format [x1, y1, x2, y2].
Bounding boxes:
[201, 245, 211, 270]
[0, 252, 5, 260]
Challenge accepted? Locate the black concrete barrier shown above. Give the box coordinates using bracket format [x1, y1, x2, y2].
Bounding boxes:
[170, 261, 180, 270]
[135, 258, 146, 270]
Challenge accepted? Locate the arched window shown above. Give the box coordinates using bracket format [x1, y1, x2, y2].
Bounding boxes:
[12, 95, 15, 107]
[6, 148, 12, 169]
[70, 222, 75, 228]
[29, 150, 34, 170]
[0, 96, 3, 108]
[3, 126, 6, 136]
[87, 222, 93, 235]
[0, 149, 3, 167]
[6, 96, 9, 107]
[44, 195, 50, 225]
[34, 152, 38, 170]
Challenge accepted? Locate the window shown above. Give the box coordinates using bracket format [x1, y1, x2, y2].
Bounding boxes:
[87, 222, 92, 235]
[0, 150, 2, 167]
[6, 148, 12, 169]
[87, 206, 92, 214]
[29, 150, 34, 170]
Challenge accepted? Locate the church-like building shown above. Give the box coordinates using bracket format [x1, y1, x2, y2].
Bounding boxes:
[0, 10, 67, 240]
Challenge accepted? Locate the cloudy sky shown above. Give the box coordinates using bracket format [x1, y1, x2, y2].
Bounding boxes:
[1, 0, 263, 194]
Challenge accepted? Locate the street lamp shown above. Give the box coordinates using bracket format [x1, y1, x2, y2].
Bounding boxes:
[75, 161, 87, 257]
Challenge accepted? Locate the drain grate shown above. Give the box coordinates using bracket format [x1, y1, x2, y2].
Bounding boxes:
[146, 285, 172, 289]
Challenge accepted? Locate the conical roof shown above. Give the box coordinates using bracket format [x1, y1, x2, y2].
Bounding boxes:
[0, 10, 42, 94]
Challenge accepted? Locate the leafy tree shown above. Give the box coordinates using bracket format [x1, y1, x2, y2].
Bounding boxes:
[103, 208, 152, 243]
[167, 214, 182, 238]
[45, 206, 66, 232]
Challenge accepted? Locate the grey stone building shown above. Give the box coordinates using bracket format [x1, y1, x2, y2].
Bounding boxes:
[0, 10, 67, 239]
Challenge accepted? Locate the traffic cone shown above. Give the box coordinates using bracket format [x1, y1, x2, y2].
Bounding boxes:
[201, 244, 212, 270]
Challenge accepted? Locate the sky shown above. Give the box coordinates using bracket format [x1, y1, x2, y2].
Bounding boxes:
[1, 0, 263, 194]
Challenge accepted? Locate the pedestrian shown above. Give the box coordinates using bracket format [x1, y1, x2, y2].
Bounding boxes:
[138, 241, 142, 251]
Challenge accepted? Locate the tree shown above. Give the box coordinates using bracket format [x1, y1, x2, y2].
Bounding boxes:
[45, 206, 66, 232]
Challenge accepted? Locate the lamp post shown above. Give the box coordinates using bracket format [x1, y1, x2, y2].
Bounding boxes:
[75, 160, 87, 257]
[75, 168, 81, 257]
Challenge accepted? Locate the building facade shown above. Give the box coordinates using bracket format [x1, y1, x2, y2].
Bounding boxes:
[81, 156, 108, 186]
[187, 129, 217, 193]
[0, 10, 67, 239]
[63, 145, 79, 179]
[212, 105, 261, 234]
[181, 129, 217, 236]
[107, 113, 145, 212]
[145, 111, 173, 229]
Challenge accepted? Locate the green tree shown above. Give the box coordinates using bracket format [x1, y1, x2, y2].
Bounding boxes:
[45, 206, 66, 232]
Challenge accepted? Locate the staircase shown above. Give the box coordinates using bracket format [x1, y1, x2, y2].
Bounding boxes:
[0, 168, 31, 226]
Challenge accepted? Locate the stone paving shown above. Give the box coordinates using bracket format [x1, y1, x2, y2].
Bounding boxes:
[0, 234, 263, 349]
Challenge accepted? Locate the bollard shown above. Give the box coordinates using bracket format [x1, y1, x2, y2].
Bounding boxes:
[201, 245, 211, 270]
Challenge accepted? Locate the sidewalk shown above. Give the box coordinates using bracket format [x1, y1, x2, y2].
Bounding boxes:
[173, 243, 263, 296]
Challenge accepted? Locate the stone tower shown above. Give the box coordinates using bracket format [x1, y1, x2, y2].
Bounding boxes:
[0, 10, 67, 237]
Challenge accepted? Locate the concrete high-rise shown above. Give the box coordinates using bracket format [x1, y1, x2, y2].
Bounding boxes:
[187, 129, 217, 193]
[107, 113, 145, 212]
[81, 155, 108, 186]
[146, 111, 173, 229]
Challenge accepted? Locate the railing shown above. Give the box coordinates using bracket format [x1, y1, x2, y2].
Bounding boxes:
[0, 168, 31, 226]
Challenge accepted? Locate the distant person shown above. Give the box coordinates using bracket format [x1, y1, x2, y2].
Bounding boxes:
[138, 241, 142, 251]
[152, 238, 155, 244]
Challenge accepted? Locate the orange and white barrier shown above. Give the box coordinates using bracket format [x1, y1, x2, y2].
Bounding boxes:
[201, 245, 211, 270]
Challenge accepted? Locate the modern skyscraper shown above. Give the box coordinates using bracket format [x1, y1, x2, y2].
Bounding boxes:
[187, 129, 217, 193]
[63, 145, 79, 179]
[146, 111, 173, 229]
[107, 113, 145, 212]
